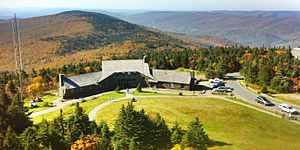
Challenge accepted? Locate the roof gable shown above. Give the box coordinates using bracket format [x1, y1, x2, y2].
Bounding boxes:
[100, 59, 154, 81]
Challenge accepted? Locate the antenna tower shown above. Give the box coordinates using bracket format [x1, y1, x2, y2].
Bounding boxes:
[12, 13, 23, 102]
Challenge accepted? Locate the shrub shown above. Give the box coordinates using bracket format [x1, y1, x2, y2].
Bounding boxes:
[136, 82, 142, 92]
[115, 86, 120, 93]
[71, 135, 102, 150]
[131, 98, 137, 103]
[261, 85, 268, 93]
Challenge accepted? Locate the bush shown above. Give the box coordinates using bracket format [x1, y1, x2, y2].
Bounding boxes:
[179, 92, 183, 96]
[115, 86, 120, 93]
[136, 82, 142, 92]
[71, 135, 102, 150]
[261, 86, 268, 93]
[131, 98, 137, 103]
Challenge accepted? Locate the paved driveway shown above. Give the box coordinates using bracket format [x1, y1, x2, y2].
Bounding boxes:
[226, 73, 299, 115]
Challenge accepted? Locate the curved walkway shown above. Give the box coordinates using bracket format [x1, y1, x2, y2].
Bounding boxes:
[29, 91, 113, 118]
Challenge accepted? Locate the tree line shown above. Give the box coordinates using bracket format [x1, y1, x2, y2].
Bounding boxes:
[1, 45, 299, 100]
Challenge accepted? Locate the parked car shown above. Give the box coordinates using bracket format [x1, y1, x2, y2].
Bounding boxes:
[212, 82, 225, 88]
[255, 96, 274, 106]
[212, 86, 233, 93]
[279, 104, 297, 113]
[209, 78, 226, 88]
[30, 102, 38, 108]
[209, 78, 224, 83]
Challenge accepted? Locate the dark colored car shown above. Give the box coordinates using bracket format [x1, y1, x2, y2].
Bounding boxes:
[212, 82, 225, 88]
[255, 96, 274, 106]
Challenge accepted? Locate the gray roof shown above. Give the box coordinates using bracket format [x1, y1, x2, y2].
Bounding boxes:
[100, 59, 154, 81]
[152, 69, 191, 84]
[62, 59, 192, 89]
[64, 71, 102, 89]
[292, 48, 300, 58]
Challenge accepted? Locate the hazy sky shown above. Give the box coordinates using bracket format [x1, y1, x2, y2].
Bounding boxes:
[1, 0, 300, 11]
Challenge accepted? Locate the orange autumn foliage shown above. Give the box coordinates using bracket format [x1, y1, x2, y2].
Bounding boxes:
[84, 66, 92, 73]
[71, 135, 102, 150]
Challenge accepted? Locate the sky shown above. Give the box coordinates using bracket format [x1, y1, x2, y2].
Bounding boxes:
[1, 0, 300, 11]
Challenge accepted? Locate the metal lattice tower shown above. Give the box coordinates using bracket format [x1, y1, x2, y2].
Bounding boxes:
[12, 13, 24, 102]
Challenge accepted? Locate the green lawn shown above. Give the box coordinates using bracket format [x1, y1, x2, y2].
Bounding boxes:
[32, 92, 125, 124]
[132, 91, 176, 96]
[96, 97, 300, 150]
[271, 94, 300, 107]
[24, 93, 58, 113]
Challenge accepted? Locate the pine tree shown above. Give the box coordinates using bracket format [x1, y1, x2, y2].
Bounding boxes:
[153, 113, 171, 149]
[19, 126, 40, 150]
[171, 122, 184, 145]
[67, 103, 92, 142]
[0, 86, 32, 134]
[5, 80, 17, 98]
[2, 126, 22, 150]
[181, 117, 210, 150]
[258, 64, 274, 86]
[136, 82, 142, 92]
[100, 121, 112, 149]
[113, 103, 155, 149]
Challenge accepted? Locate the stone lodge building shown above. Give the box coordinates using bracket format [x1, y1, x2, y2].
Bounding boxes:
[58, 56, 195, 99]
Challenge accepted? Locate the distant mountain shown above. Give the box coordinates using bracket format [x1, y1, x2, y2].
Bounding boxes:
[167, 33, 237, 47]
[0, 8, 147, 19]
[123, 11, 300, 47]
[0, 11, 196, 72]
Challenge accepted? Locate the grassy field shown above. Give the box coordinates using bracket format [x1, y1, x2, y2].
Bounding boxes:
[32, 92, 125, 124]
[132, 91, 176, 96]
[24, 92, 58, 113]
[271, 94, 300, 106]
[96, 97, 300, 150]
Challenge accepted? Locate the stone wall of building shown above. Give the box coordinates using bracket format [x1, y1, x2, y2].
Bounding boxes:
[62, 72, 152, 99]
[151, 82, 191, 90]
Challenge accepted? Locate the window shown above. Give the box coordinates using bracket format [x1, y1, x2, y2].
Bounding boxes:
[181, 84, 185, 89]
[171, 83, 174, 88]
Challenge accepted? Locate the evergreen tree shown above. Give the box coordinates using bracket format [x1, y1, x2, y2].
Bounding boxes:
[0, 86, 32, 134]
[99, 121, 112, 149]
[181, 117, 210, 150]
[136, 82, 142, 92]
[5, 80, 17, 98]
[67, 103, 92, 142]
[171, 122, 184, 145]
[153, 113, 171, 149]
[19, 126, 40, 150]
[113, 103, 155, 149]
[258, 64, 274, 86]
[2, 126, 22, 150]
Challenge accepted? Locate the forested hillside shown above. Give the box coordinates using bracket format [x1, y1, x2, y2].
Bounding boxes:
[0, 11, 195, 72]
[124, 11, 300, 48]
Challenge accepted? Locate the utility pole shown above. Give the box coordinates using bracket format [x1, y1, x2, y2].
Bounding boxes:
[12, 13, 23, 102]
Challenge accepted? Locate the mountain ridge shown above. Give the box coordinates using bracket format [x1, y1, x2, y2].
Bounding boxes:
[0, 11, 204, 72]
[123, 11, 300, 47]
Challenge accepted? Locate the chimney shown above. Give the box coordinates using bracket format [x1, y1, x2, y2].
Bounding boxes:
[190, 70, 195, 79]
[59, 74, 65, 87]
[143, 55, 149, 64]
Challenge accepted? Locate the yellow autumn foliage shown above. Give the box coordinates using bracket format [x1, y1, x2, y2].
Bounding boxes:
[71, 135, 102, 150]
[84, 66, 92, 73]
[171, 144, 182, 150]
